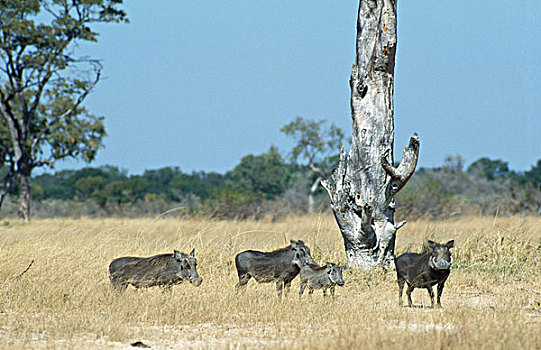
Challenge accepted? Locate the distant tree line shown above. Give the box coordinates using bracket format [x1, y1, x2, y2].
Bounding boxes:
[1, 114, 540, 220]
[0, 144, 310, 219]
[397, 156, 541, 219]
[0, 150, 539, 220]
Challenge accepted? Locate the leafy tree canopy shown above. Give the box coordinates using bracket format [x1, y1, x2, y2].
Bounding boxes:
[523, 159, 541, 189]
[0, 0, 127, 219]
[467, 157, 509, 180]
[226, 146, 289, 199]
[280, 116, 345, 170]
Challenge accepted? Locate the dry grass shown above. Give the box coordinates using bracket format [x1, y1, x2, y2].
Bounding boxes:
[0, 215, 540, 349]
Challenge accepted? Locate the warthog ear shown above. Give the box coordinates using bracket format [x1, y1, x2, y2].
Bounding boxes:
[174, 250, 183, 260]
[427, 240, 437, 250]
[190, 248, 195, 257]
[446, 240, 455, 249]
[290, 240, 299, 249]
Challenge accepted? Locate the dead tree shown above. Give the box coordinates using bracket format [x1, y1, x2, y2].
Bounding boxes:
[322, 0, 420, 269]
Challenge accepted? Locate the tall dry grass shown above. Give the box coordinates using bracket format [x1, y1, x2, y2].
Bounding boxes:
[0, 215, 539, 349]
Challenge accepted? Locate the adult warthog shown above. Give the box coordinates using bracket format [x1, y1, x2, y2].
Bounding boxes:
[235, 239, 317, 297]
[396, 240, 454, 308]
[108, 249, 202, 292]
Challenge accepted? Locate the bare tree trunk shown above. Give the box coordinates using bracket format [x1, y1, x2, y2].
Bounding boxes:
[322, 0, 420, 269]
[0, 170, 14, 211]
[18, 169, 31, 222]
[0, 185, 12, 211]
[1, 94, 33, 221]
[308, 176, 322, 213]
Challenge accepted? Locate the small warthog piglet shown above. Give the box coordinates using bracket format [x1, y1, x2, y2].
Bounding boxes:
[293, 254, 344, 297]
[395, 240, 454, 308]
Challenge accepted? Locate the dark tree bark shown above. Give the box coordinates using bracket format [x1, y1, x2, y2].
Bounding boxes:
[0, 156, 15, 210]
[322, 0, 420, 269]
[17, 165, 32, 222]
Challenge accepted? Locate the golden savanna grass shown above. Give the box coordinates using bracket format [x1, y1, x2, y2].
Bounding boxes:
[0, 215, 540, 349]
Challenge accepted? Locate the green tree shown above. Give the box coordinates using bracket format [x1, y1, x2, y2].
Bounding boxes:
[108, 176, 149, 205]
[203, 188, 262, 220]
[226, 146, 289, 199]
[467, 157, 509, 180]
[32, 171, 71, 200]
[523, 159, 541, 190]
[172, 171, 225, 200]
[75, 175, 107, 207]
[0, 0, 127, 220]
[142, 167, 182, 200]
[280, 116, 345, 212]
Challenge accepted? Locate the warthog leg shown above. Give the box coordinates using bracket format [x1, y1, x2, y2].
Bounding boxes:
[299, 281, 307, 297]
[160, 285, 174, 293]
[436, 281, 446, 307]
[283, 280, 292, 297]
[235, 274, 251, 292]
[276, 281, 284, 297]
[406, 284, 414, 307]
[426, 286, 435, 308]
[111, 280, 128, 293]
[397, 277, 406, 306]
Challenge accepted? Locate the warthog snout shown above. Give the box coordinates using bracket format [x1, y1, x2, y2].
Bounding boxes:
[190, 276, 203, 287]
[430, 256, 451, 270]
[428, 241, 453, 271]
[327, 263, 345, 287]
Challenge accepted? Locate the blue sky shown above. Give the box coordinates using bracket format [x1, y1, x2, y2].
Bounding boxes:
[66, 0, 540, 174]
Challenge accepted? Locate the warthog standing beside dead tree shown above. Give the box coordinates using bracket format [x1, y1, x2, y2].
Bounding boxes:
[234, 239, 317, 297]
[396, 240, 454, 308]
[293, 253, 344, 297]
[108, 249, 202, 292]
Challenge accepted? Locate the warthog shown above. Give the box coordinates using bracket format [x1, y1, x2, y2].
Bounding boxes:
[235, 239, 317, 297]
[108, 249, 202, 291]
[396, 240, 454, 308]
[293, 254, 344, 297]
